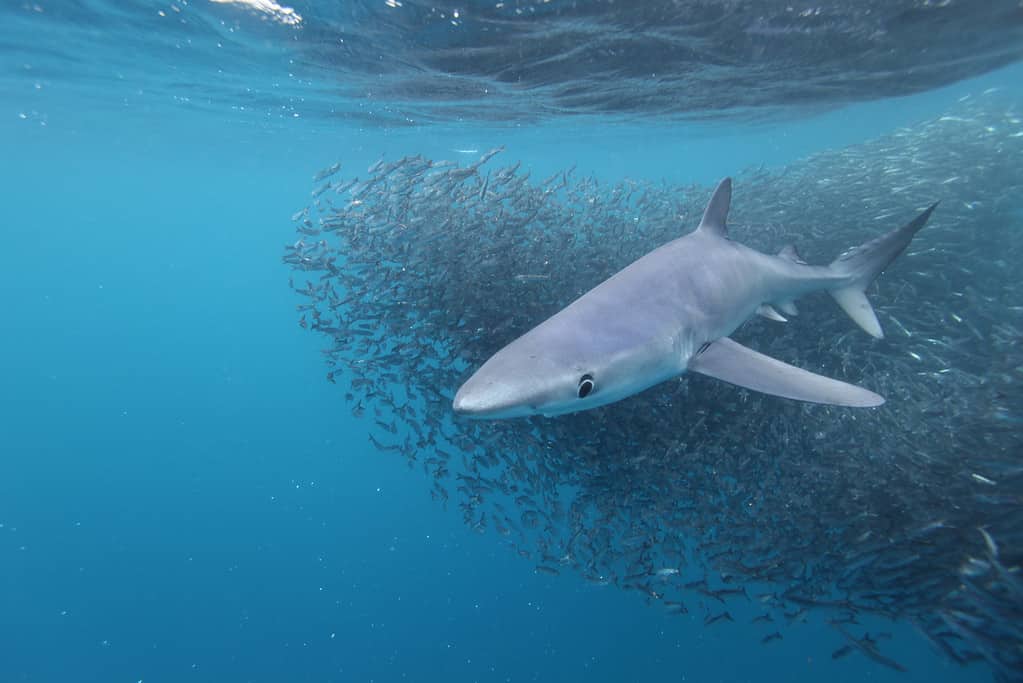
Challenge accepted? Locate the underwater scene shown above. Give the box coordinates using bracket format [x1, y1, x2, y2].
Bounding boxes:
[2, 2, 1022, 682]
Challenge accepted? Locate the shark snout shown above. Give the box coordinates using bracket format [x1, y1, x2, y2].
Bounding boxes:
[452, 384, 483, 416]
[453, 381, 507, 418]
[453, 373, 537, 419]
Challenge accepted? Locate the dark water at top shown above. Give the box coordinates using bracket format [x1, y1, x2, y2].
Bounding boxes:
[1, 2, 1021, 683]
[4, 0, 1023, 124]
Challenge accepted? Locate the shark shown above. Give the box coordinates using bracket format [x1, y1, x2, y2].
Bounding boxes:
[452, 178, 937, 419]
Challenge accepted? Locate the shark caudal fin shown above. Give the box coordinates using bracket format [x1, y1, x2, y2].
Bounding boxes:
[828, 202, 938, 338]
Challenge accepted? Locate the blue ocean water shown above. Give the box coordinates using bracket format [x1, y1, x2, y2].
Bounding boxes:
[2, 3, 1020, 682]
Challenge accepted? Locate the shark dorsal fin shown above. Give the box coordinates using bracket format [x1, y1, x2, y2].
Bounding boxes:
[698, 178, 731, 238]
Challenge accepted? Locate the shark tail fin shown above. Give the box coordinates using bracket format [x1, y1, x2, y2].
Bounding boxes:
[828, 202, 938, 339]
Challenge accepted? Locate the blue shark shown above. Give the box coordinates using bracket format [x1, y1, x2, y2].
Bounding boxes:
[453, 178, 937, 419]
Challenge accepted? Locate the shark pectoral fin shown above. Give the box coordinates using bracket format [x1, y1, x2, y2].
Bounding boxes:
[688, 337, 884, 408]
[756, 304, 787, 322]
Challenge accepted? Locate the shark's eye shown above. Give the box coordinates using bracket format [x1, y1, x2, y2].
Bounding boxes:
[577, 374, 594, 399]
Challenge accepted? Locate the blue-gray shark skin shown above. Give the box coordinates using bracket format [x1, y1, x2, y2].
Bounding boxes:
[453, 178, 938, 419]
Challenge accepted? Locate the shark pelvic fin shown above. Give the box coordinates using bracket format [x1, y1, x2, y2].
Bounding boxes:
[828, 202, 938, 339]
[757, 304, 787, 322]
[777, 243, 807, 264]
[776, 299, 798, 316]
[697, 178, 731, 238]
[688, 337, 884, 408]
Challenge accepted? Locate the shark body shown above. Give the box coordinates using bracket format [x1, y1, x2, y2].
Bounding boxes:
[453, 178, 937, 419]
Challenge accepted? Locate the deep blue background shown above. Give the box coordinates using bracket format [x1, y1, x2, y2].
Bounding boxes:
[2, 63, 1019, 682]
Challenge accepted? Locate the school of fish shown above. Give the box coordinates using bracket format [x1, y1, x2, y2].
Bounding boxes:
[284, 90, 1022, 681]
